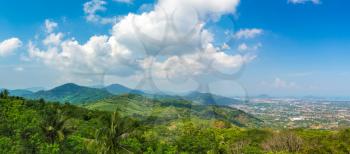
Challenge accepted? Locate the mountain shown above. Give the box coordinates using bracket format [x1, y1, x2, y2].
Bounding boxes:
[0, 88, 34, 97]
[85, 94, 262, 127]
[184, 92, 241, 106]
[103, 84, 144, 95]
[9, 89, 34, 97]
[25, 87, 46, 92]
[27, 83, 113, 104]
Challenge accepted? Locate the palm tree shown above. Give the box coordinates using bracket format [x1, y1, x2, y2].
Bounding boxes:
[41, 109, 71, 145]
[95, 111, 136, 154]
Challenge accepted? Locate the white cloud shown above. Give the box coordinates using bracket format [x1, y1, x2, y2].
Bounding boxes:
[29, 0, 255, 84]
[0, 38, 22, 57]
[158, 0, 240, 21]
[43, 33, 64, 46]
[288, 0, 321, 4]
[113, 0, 133, 4]
[110, 0, 240, 57]
[237, 42, 262, 52]
[45, 19, 58, 33]
[234, 28, 263, 39]
[84, 0, 107, 18]
[29, 34, 137, 76]
[145, 44, 254, 80]
[83, 0, 117, 24]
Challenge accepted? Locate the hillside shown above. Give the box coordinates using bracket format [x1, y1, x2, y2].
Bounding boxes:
[103, 84, 144, 95]
[3, 83, 244, 106]
[2, 91, 350, 153]
[26, 83, 113, 104]
[184, 91, 241, 106]
[85, 94, 262, 127]
[9, 89, 34, 97]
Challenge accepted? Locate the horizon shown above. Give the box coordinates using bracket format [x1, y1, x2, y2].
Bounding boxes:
[1, 0, 350, 97]
[2, 82, 350, 99]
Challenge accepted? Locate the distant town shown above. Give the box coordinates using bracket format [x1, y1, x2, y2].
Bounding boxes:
[232, 97, 350, 129]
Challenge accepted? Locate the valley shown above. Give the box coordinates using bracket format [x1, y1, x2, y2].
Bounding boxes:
[7, 83, 350, 129]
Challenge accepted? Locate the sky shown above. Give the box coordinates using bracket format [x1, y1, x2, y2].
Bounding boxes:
[0, 0, 349, 97]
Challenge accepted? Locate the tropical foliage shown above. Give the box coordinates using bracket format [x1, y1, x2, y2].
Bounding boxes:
[1, 90, 350, 153]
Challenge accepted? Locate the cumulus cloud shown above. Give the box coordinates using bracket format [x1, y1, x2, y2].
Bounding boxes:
[29, 34, 137, 76]
[234, 28, 263, 39]
[29, 0, 256, 84]
[45, 19, 58, 33]
[108, 0, 245, 78]
[158, 0, 240, 20]
[110, 0, 240, 56]
[0, 38, 22, 57]
[288, 0, 321, 4]
[144, 44, 254, 80]
[43, 33, 64, 46]
[83, 0, 117, 24]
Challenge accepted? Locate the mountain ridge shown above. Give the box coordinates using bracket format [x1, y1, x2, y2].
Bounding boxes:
[25, 83, 113, 104]
[103, 83, 144, 95]
[184, 91, 241, 106]
[5, 83, 243, 106]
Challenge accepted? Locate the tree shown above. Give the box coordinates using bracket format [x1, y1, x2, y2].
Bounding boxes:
[228, 140, 250, 154]
[95, 111, 136, 154]
[262, 131, 303, 153]
[0, 90, 9, 99]
[40, 109, 71, 145]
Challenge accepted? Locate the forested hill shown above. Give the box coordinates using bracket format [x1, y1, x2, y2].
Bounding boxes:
[84, 94, 262, 127]
[1, 91, 350, 153]
[7, 83, 244, 106]
[25, 83, 113, 104]
[103, 84, 144, 95]
[184, 91, 241, 106]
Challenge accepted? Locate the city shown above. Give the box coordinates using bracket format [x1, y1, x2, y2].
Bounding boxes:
[233, 97, 350, 129]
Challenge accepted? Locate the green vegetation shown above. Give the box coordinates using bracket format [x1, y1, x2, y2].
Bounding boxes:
[1, 90, 350, 153]
[9, 89, 34, 97]
[103, 84, 144, 95]
[26, 83, 113, 104]
[185, 92, 240, 106]
[84, 94, 262, 127]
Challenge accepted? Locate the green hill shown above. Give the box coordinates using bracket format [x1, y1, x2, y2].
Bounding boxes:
[103, 84, 144, 95]
[9, 89, 34, 97]
[184, 92, 241, 106]
[27, 83, 113, 104]
[85, 94, 262, 127]
[2, 90, 350, 153]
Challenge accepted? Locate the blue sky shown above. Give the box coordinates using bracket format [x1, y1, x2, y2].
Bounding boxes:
[0, 0, 349, 97]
